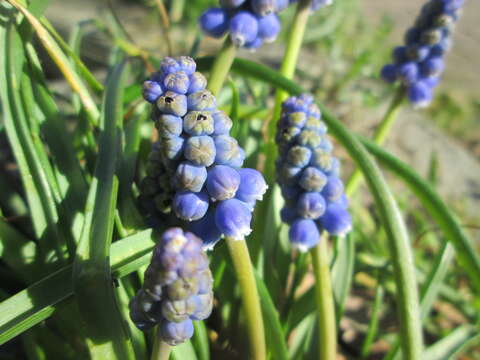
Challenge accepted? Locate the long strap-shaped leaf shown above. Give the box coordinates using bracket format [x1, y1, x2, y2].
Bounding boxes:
[0, 15, 66, 261]
[359, 137, 480, 293]
[72, 61, 135, 360]
[0, 229, 153, 346]
[198, 56, 424, 358]
[7, 0, 100, 126]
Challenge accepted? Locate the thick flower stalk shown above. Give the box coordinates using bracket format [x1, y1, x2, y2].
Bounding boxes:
[381, 0, 464, 107]
[129, 228, 213, 346]
[288, 0, 332, 11]
[140, 56, 268, 250]
[276, 94, 351, 251]
[199, 1, 289, 50]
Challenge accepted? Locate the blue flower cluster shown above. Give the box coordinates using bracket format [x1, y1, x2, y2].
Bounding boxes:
[276, 94, 351, 251]
[129, 228, 213, 345]
[199, 1, 287, 50]
[199, 1, 333, 50]
[142, 56, 268, 249]
[381, 0, 463, 107]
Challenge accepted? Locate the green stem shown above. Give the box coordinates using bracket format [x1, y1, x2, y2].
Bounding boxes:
[264, 0, 312, 182]
[207, 38, 236, 97]
[346, 86, 405, 196]
[151, 329, 171, 360]
[270, 0, 312, 135]
[169, 0, 185, 23]
[360, 281, 384, 358]
[310, 236, 336, 360]
[226, 237, 266, 360]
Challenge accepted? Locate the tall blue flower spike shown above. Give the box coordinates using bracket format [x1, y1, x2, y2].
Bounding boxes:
[381, 0, 464, 107]
[199, 0, 306, 50]
[276, 94, 351, 252]
[129, 228, 213, 346]
[140, 56, 267, 250]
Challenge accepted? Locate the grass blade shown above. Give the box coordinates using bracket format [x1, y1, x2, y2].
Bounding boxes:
[359, 137, 480, 293]
[192, 321, 210, 360]
[254, 271, 289, 360]
[41, 17, 103, 94]
[72, 60, 135, 359]
[0, 266, 72, 346]
[331, 233, 355, 322]
[423, 325, 479, 360]
[0, 16, 66, 261]
[0, 217, 42, 282]
[7, 0, 100, 125]
[0, 229, 153, 346]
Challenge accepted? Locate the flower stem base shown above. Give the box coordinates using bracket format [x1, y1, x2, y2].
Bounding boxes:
[226, 237, 266, 360]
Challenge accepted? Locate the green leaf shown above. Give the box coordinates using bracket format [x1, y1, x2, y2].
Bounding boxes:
[0, 266, 72, 346]
[72, 60, 135, 359]
[360, 281, 384, 358]
[423, 325, 479, 360]
[228, 78, 240, 123]
[192, 321, 210, 360]
[254, 271, 288, 360]
[419, 242, 455, 319]
[171, 341, 198, 360]
[0, 217, 42, 282]
[0, 16, 66, 261]
[331, 233, 355, 322]
[41, 17, 103, 94]
[360, 137, 480, 293]
[7, 0, 100, 125]
[0, 229, 153, 346]
[117, 105, 148, 231]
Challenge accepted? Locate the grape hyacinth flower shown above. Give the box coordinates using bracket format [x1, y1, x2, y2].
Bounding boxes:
[276, 94, 351, 252]
[140, 56, 267, 249]
[199, 1, 290, 50]
[129, 228, 213, 346]
[380, 0, 464, 107]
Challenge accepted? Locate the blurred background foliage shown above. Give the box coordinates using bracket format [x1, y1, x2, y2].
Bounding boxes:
[0, 0, 479, 359]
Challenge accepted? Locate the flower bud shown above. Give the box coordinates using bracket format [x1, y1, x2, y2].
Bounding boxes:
[188, 72, 208, 94]
[160, 319, 194, 346]
[173, 191, 209, 221]
[183, 111, 214, 136]
[163, 71, 190, 95]
[157, 91, 188, 117]
[289, 219, 320, 252]
[296, 192, 326, 220]
[184, 136, 216, 166]
[215, 198, 252, 240]
[187, 90, 216, 111]
[235, 168, 268, 202]
[174, 162, 208, 192]
[319, 202, 352, 236]
[229, 11, 259, 47]
[143, 80, 163, 103]
[299, 166, 327, 192]
[206, 165, 241, 200]
[257, 13, 281, 42]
